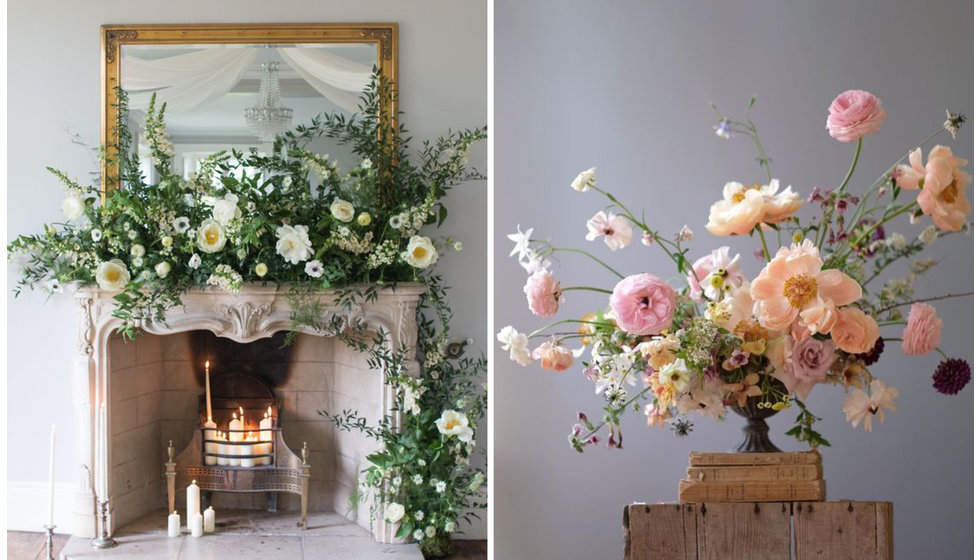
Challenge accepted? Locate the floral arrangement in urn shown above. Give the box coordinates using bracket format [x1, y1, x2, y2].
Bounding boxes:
[499, 90, 972, 451]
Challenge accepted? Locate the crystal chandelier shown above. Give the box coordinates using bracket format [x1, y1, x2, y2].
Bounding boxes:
[244, 61, 293, 143]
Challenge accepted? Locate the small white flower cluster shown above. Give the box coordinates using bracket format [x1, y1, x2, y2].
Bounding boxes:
[401, 381, 425, 415]
[206, 264, 243, 292]
[389, 199, 436, 237]
[301, 152, 336, 182]
[366, 239, 400, 269]
[329, 226, 374, 254]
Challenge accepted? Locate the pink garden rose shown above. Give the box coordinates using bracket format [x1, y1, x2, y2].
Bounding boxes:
[902, 302, 943, 355]
[532, 341, 575, 372]
[826, 89, 886, 143]
[830, 307, 880, 355]
[524, 270, 562, 317]
[609, 273, 676, 336]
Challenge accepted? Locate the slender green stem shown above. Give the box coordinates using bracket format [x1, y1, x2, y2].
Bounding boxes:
[835, 138, 862, 193]
[563, 286, 613, 294]
[838, 201, 917, 259]
[755, 225, 771, 261]
[542, 245, 625, 279]
[935, 348, 949, 360]
[528, 318, 607, 338]
[876, 291, 974, 315]
[744, 100, 772, 181]
[876, 320, 906, 327]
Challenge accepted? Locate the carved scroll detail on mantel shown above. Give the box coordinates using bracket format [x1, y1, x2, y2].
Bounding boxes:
[77, 297, 95, 355]
[216, 301, 273, 341]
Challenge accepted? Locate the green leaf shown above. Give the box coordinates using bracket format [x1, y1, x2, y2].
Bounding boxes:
[437, 204, 449, 227]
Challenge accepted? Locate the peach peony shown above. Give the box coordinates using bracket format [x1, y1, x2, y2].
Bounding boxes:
[895, 146, 972, 232]
[706, 180, 802, 236]
[524, 270, 563, 317]
[609, 273, 677, 336]
[826, 90, 886, 143]
[749, 240, 862, 333]
[532, 341, 575, 372]
[901, 302, 943, 355]
[831, 307, 880, 355]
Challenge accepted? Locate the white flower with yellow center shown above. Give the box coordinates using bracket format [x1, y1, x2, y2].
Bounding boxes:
[435, 410, 474, 442]
[402, 236, 438, 269]
[62, 195, 85, 220]
[196, 220, 227, 253]
[275, 224, 313, 264]
[657, 358, 692, 393]
[95, 259, 130, 291]
[330, 199, 356, 223]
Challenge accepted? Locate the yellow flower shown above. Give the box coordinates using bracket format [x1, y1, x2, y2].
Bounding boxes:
[357, 212, 372, 226]
[255, 263, 268, 277]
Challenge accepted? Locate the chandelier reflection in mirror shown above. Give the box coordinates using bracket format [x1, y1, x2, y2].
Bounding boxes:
[244, 61, 294, 143]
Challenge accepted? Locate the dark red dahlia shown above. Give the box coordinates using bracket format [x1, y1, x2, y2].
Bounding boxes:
[857, 337, 885, 366]
[932, 359, 972, 395]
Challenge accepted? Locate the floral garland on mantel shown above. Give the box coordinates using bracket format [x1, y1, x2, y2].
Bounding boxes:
[8, 74, 487, 555]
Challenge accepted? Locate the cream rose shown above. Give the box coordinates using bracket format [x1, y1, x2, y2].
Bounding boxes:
[384, 502, 405, 524]
[275, 224, 313, 264]
[155, 261, 171, 279]
[403, 236, 438, 269]
[330, 199, 356, 223]
[211, 194, 242, 226]
[95, 259, 130, 291]
[62, 195, 85, 220]
[196, 220, 227, 253]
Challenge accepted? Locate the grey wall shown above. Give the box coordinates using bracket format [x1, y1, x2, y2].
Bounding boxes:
[6, 0, 486, 536]
[494, 1, 972, 558]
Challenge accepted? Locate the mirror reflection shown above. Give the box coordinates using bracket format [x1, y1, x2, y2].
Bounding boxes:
[120, 43, 377, 182]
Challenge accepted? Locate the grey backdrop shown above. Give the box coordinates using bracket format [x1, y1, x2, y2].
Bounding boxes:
[494, 1, 973, 558]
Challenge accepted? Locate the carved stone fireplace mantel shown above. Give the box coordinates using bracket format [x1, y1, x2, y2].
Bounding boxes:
[71, 283, 426, 543]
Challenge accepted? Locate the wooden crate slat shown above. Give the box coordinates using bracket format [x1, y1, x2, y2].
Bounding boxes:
[794, 502, 877, 560]
[623, 504, 697, 560]
[687, 464, 821, 482]
[697, 502, 791, 560]
[689, 450, 821, 467]
[679, 480, 826, 503]
[874, 502, 894, 560]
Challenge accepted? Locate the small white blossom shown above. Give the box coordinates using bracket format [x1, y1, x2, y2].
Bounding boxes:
[173, 216, 191, 233]
[425, 526, 437, 538]
[886, 233, 907, 250]
[130, 244, 145, 257]
[919, 225, 938, 245]
[305, 260, 325, 278]
[188, 254, 202, 269]
[412, 529, 424, 541]
[91, 229, 103, 242]
[414, 511, 425, 521]
[412, 474, 423, 485]
[127, 230, 138, 240]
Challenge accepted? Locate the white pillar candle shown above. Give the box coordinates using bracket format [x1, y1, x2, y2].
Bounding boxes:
[228, 413, 243, 442]
[203, 506, 215, 533]
[47, 424, 56, 527]
[186, 480, 201, 526]
[167, 511, 180, 537]
[216, 442, 230, 466]
[190, 512, 204, 538]
[259, 408, 273, 442]
[256, 442, 273, 466]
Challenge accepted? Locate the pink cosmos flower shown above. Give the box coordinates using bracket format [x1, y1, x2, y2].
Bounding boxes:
[895, 146, 972, 232]
[585, 211, 633, 251]
[826, 90, 886, 143]
[524, 270, 562, 317]
[902, 302, 943, 355]
[532, 341, 575, 372]
[830, 307, 880, 355]
[749, 239, 862, 333]
[609, 273, 677, 336]
[843, 379, 898, 432]
[687, 246, 745, 300]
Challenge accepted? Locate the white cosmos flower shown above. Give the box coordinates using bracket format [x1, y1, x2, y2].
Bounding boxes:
[305, 259, 325, 278]
[330, 199, 356, 223]
[384, 502, 405, 524]
[571, 167, 597, 192]
[62, 195, 85, 220]
[275, 225, 313, 264]
[496, 326, 534, 366]
[173, 217, 190, 233]
[211, 193, 242, 226]
[155, 261, 171, 278]
[196, 220, 227, 253]
[95, 259, 130, 291]
[586, 211, 633, 251]
[402, 236, 438, 268]
[435, 410, 473, 442]
[188, 254, 202, 269]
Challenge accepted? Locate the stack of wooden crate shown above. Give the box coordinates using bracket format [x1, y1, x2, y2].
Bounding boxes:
[679, 450, 826, 503]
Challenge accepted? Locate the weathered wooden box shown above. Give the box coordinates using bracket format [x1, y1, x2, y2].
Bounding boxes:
[623, 501, 893, 560]
[680, 451, 826, 503]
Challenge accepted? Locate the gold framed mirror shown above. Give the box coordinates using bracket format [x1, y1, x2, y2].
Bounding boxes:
[100, 23, 398, 193]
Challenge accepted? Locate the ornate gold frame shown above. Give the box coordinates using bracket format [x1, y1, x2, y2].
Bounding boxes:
[100, 23, 398, 193]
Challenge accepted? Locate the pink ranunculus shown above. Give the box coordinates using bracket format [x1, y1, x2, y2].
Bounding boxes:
[524, 270, 562, 317]
[532, 341, 575, 372]
[831, 307, 880, 355]
[609, 273, 676, 336]
[826, 90, 886, 143]
[902, 302, 944, 355]
[686, 246, 745, 300]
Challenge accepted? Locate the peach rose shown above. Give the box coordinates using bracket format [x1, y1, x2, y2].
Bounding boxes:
[524, 270, 562, 317]
[896, 146, 972, 232]
[901, 302, 943, 355]
[532, 342, 575, 372]
[831, 307, 880, 354]
[826, 90, 886, 143]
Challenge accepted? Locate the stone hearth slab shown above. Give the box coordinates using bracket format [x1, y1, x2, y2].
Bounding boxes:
[58, 510, 423, 559]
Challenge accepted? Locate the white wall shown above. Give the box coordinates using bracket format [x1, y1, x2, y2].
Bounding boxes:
[6, 0, 487, 537]
[494, 0, 973, 558]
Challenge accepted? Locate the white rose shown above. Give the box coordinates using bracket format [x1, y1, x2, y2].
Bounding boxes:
[188, 254, 202, 269]
[384, 502, 405, 524]
[155, 262, 171, 278]
[403, 236, 438, 269]
[130, 244, 145, 257]
[62, 195, 85, 220]
[425, 526, 437, 538]
[330, 199, 356, 223]
[95, 259, 130, 291]
[161, 236, 173, 248]
[197, 220, 227, 253]
[275, 225, 313, 264]
[571, 167, 597, 192]
[212, 194, 242, 226]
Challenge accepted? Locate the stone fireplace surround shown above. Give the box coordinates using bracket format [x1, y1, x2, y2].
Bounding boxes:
[71, 284, 424, 544]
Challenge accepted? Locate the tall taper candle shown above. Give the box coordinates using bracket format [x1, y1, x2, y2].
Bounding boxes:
[99, 403, 108, 498]
[186, 480, 201, 527]
[47, 424, 56, 527]
[204, 361, 214, 424]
